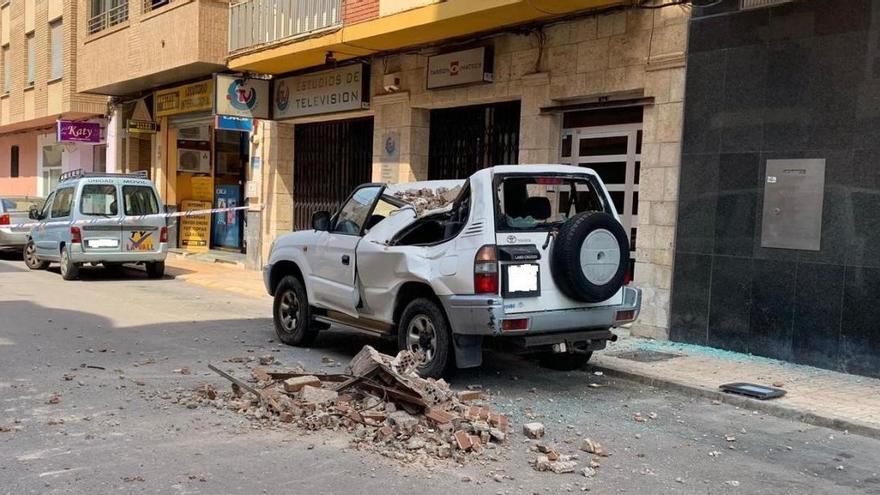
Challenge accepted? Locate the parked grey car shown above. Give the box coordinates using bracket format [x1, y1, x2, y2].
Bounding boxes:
[24, 170, 168, 280]
[0, 196, 44, 252]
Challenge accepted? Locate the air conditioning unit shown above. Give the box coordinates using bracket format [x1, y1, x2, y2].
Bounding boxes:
[177, 125, 211, 141]
[177, 148, 211, 173]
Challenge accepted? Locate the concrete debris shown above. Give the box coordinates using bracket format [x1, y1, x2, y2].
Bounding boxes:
[184, 345, 509, 466]
[534, 453, 578, 474]
[523, 422, 545, 439]
[581, 467, 597, 478]
[580, 438, 608, 457]
[392, 186, 462, 216]
[259, 355, 276, 366]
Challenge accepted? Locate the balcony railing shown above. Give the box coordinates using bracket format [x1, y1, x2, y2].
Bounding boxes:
[143, 0, 172, 14]
[88, 3, 129, 35]
[229, 0, 341, 53]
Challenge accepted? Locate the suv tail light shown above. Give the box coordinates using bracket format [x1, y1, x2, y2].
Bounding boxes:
[159, 226, 168, 243]
[474, 245, 498, 294]
[0, 214, 9, 225]
[623, 264, 633, 285]
[70, 226, 82, 244]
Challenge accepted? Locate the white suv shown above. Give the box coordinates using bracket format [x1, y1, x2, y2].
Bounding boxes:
[264, 165, 641, 377]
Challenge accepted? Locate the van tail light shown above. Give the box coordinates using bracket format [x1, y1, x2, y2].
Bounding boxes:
[70, 226, 82, 244]
[159, 226, 168, 243]
[474, 245, 498, 294]
[0, 214, 9, 225]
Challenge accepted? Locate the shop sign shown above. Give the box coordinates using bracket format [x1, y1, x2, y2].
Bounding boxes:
[155, 80, 214, 118]
[273, 64, 370, 119]
[215, 114, 253, 133]
[214, 74, 270, 120]
[57, 120, 102, 143]
[427, 47, 493, 89]
[127, 119, 158, 134]
[179, 199, 211, 252]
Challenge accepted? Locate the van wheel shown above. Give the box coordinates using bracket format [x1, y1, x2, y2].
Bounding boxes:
[273, 275, 318, 346]
[23, 241, 49, 270]
[146, 261, 165, 279]
[538, 352, 592, 371]
[60, 247, 79, 281]
[398, 298, 451, 379]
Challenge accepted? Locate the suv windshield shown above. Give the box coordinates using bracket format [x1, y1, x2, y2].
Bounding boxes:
[81, 184, 118, 216]
[123, 185, 159, 216]
[496, 175, 607, 231]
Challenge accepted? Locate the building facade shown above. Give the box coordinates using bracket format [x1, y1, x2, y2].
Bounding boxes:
[0, 0, 107, 198]
[671, 0, 880, 379]
[229, 0, 689, 339]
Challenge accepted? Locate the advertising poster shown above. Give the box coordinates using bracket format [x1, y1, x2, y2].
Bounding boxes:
[179, 200, 211, 252]
[191, 176, 214, 202]
[213, 185, 241, 249]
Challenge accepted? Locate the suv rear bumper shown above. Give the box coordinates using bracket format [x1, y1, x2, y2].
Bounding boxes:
[440, 286, 642, 338]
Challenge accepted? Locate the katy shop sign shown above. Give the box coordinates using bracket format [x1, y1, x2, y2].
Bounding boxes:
[427, 46, 494, 89]
[57, 120, 102, 143]
[214, 74, 270, 120]
[273, 64, 370, 119]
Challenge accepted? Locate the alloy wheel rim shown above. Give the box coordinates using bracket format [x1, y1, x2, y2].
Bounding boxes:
[406, 315, 437, 364]
[25, 244, 36, 266]
[279, 290, 300, 333]
[60, 252, 68, 276]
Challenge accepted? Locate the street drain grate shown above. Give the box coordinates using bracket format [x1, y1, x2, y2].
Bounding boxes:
[609, 350, 683, 363]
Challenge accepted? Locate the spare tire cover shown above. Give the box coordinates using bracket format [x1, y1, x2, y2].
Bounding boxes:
[550, 211, 630, 303]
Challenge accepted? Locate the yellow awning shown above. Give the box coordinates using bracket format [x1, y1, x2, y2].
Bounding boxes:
[229, 0, 624, 75]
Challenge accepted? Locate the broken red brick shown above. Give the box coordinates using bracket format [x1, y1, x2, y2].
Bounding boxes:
[251, 367, 272, 382]
[361, 411, 387, 422]
[457, 390, 483, 401]
[470, 435, 483, 453]
[279, 412, 294, 423]
[376, 425, 394, 440]
[283, 375, 321, 393]
[489, 413, 509, 430]
[425, 408, 454, 425]
[478, 407, 490, 420]
[454, 430, 473, 451]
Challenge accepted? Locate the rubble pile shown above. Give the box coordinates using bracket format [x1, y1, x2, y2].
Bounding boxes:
[392, 186, 462, 215]
[179, 346, 509, 464]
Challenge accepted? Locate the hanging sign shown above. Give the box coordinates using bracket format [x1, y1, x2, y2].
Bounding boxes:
[127, 97, 158, 134]
[273, 64, 370, 119]
[57, 120, 103, 143]
[215, 114, 254, 132]
[214, 74, 270, 120]
[427, 46, 494, 89]
[155, 80, 213, 118]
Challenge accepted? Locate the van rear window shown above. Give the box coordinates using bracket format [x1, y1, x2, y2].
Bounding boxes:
[81, 185, 118, 216]
[495, 175, 607, 231]
[123, 186, 159, 216]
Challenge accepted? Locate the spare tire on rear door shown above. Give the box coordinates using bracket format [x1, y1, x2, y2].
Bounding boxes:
[551, 211, 630, 303]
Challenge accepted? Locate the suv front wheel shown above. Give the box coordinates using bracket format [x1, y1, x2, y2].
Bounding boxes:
[273, 275, 319, 346]
[398, 298, 452, 379]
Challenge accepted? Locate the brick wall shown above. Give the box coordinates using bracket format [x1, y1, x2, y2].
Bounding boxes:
[343, 0, 379, 25]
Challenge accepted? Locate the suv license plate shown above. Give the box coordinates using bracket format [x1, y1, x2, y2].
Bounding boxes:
[126, 231, 155, 252]
[502, 263, 541, 298]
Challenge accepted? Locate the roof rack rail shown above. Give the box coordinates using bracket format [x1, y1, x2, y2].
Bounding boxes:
[59, 169, 150, 182]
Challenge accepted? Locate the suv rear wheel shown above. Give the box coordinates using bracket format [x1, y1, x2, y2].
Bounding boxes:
[60, 247, 79, 281]
[273, 275, 319, 346]
[23, 240, 49, 270]
[398, 298, 452, 379]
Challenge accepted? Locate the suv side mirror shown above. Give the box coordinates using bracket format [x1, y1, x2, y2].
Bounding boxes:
[311, 210, 331, 231]
[28, 205, 40, 220]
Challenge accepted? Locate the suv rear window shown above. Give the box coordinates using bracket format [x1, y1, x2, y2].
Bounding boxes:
[496, 175, 607, 231]
[81, 184, 118, 216]
[123, 185, 159, 216]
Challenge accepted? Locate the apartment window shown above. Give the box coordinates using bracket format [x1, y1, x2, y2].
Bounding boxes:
[143, 0, 170, 13]
[1, 45, 8, 93]
[25, 33, 34, 86]
[10, 145, 18, 178]
[89, 0, 128, 35]
[49, 20, 62, 80]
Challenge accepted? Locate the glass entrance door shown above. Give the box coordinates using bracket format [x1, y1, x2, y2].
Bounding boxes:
[561, 124, 642, 274]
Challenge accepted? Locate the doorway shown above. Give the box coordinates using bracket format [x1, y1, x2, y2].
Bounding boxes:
[561, 109, 642, 276]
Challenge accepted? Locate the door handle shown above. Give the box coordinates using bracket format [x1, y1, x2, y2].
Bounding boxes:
[341, 255, 350, 265]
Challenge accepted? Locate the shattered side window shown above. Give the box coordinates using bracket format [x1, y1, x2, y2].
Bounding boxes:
[496, 175, 606, 231]
[333, 186, 382, 235]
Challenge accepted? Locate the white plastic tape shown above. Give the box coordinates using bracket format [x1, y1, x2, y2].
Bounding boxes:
[1, 204, 261, 230]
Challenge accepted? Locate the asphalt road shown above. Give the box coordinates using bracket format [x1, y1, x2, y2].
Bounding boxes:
[2, 255, 880, 495]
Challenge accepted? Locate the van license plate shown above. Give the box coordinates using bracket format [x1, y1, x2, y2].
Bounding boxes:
[502, 263, 541, 298]
[126, 231, 155, 252]
[87, 239, 119, 248]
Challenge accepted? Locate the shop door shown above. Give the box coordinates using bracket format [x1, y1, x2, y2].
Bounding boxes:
[293, 118, 374, 230]
[561, 123, 641, 276]
[428, 101, 520, 179]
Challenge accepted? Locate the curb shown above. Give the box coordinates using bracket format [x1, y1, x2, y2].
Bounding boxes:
[591, 362, 880, 442]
